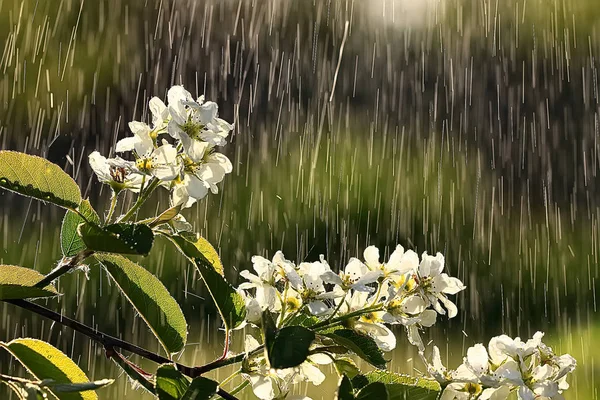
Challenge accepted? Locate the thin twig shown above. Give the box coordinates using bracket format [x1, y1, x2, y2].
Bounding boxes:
[6, 299, 241, 399]
[34, 250, 94, 288]
[5, 299, 192, 375]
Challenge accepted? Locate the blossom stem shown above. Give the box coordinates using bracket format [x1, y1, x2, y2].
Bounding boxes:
[219, 368, 241, 387]
[118, 178, 160, 222]
[370, 282, 384, 307]
[323, 291, 348, 324]
[228, 380, 250, 396]
[194, 345, 264, 375]
[277, 281, 290, 328]
[105, 190, 119, 223]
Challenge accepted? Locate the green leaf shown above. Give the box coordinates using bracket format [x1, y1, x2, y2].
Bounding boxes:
[285, 313, 321, 328]
[0, 151, 81, 209]
[322, 329, 387, 369]
[0, 338, 97, 400]
[336, 375, 355, 400]
[61, 200, 100, 257]
[165, 234, 245, 330]
[333, 358, 361, 379]
[156, 364, 190, 400]
[95, 254, 187, 354]
[266, 325, 315, 369]
[149, 205, 183, 228]
[79, 223, 154, 255]
[169, 234, 223, 275]
[180, 377, 218, 400]
[356, 382, 388, 400]
[361, 371, 440, 400]
[0, 265, 59, 300]
[46, 379, 114, 393]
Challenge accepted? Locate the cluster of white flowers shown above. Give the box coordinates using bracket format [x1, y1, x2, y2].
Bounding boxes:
[237, 245, 466, 399]
[426, 332, 576, 400]
[88, 85, 233, 208]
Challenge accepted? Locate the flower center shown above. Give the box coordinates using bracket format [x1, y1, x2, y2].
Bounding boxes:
[181, 120, 203, 140]
[285, 297, 302, 312]
[136, 158, 154, 173]
[360, 313, 379, 324]
[464, 383, 482, 395]
[109, 166, 127, 183]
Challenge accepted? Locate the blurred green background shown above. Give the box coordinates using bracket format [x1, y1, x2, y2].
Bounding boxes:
[1, 0, 600, 398]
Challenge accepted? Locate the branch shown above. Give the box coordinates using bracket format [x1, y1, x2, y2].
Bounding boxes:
[6, 299, 242, 399]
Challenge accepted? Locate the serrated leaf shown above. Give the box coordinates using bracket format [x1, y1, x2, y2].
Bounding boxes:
[0, 265, 59, 300]
[156, 364, 190, 400]
[336, 375, 355, 400]
[79, 223, 154, 255]
[334, 358, 361, 379]
[95, 254, 187, 354]
[0, 338, 97, 400]
[169, 235, 223, 275]
[61, 200, 100, 257]
[165, 234, 244, 330]
[322, 329, 387, 369]
[266, 325, 315, 369]
[362, 371, 440, 400]
[356, 382, 388, 399]
[0, 151, 81, 209]
[180, 377, 218, 400]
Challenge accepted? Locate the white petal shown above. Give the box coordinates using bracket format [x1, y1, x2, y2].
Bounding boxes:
[401, 295, 427, 315]
[517, 386, 536, 400]
[466, 343, 489, 376]
[249, 375, 276, 400]
[442, 276, 466, 295]
[452, 364, 479, 382]
[307, 300, 329, 316]
[431, 346, 446, 375]
[418, 310, 437, 327]
[183, 174, 210, 200]
[300, 362, 326, 386]
[198, 101, 219, 123]
[179, 131, 209, 162]
[438, 295, 458, 318]
[480, 386, 510, 400]
[363, 246, 380, 269]
[88, 151, 111, 181]
[385, 245, 405, 272]
[151, 145, 180, 180]
[398, 249, 420, 274]
[419, 252, 432, 277]
[344, 258, 368, 281]
[321, 271, 343, 286]
[115, 136, 138, 152]
[208, 152, 233, 173]
[149, 97, 169, 126]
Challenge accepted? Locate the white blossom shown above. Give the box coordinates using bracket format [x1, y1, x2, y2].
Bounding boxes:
[88, 151, 144, 192]
[415, 252, 465, 318]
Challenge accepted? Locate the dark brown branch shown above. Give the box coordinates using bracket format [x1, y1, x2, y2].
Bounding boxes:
[5, 299, 241, 398]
